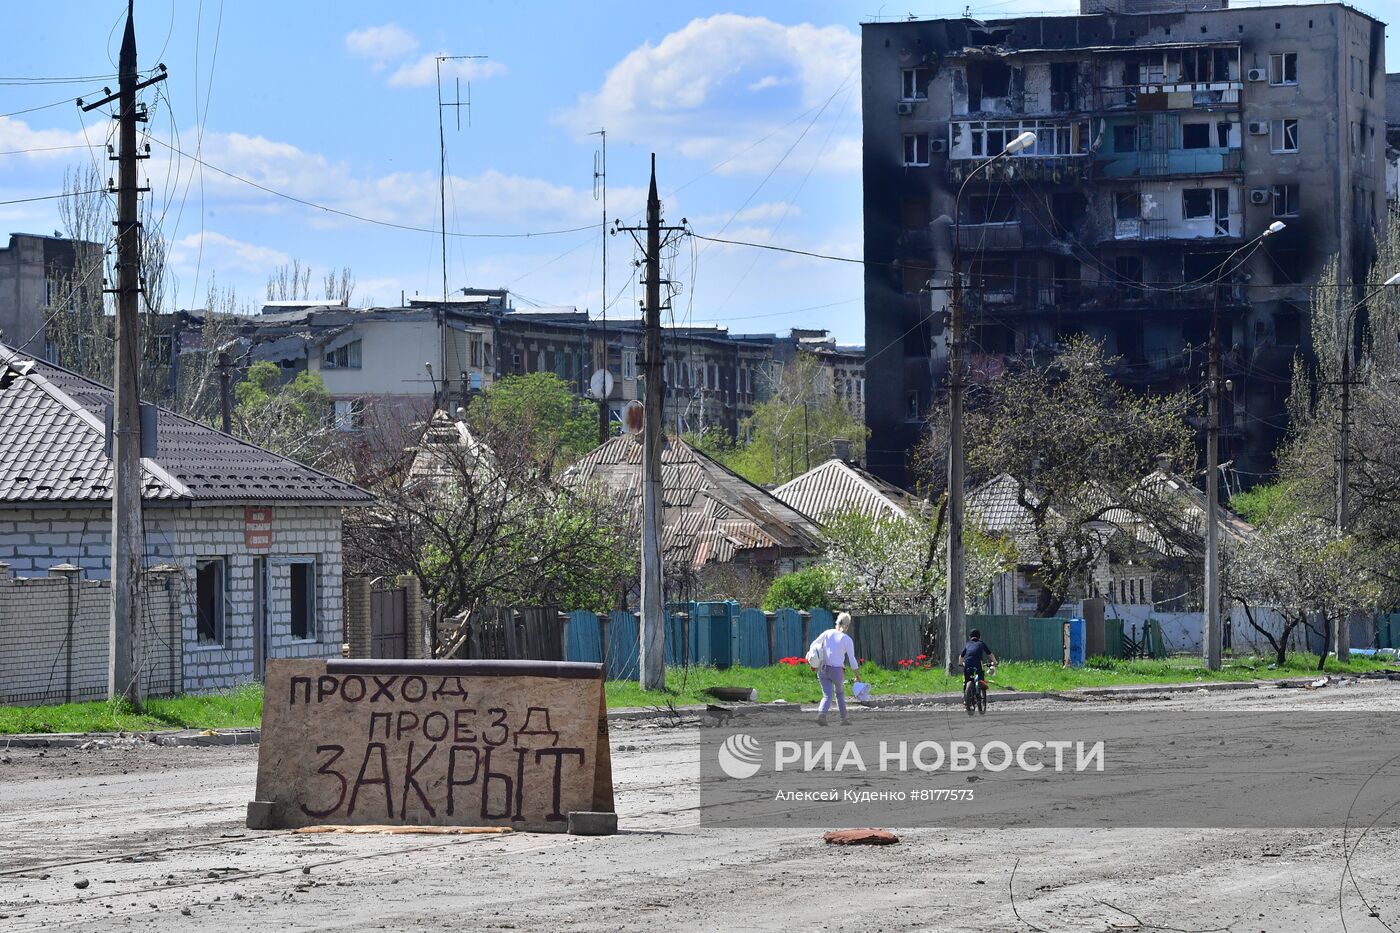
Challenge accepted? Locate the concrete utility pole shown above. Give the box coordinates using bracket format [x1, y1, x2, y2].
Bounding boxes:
[592, 129, 610, 445]
[81, 0, 165, 707]
[1204, 304, 1223, 672]
[614, 156, 686, 691]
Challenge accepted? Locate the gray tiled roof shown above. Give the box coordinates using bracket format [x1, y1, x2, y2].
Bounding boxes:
[772, 458, 918, 522]
[562, 434, 824, 569]
[0, 351, 371, 506]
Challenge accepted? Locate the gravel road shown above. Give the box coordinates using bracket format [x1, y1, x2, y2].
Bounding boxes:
[1, 679, 1397, 932]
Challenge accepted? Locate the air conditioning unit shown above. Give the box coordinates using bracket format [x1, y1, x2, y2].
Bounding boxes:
[1248, 121, 1269, 135]
[930, 138, 947, 153]
[1246, 68, 1266, 82]
[897, 101, 914, 115]
[1249, 188, 1270, 205]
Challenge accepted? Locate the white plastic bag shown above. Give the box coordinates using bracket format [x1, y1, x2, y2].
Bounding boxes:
[852, 681, 872, 702]
[805, 632, 827, 670]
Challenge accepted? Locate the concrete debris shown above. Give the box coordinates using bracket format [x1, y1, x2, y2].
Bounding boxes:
[823, 829, 900, 846]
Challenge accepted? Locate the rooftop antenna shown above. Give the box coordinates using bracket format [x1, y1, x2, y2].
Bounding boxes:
[436, 54, 486, 408]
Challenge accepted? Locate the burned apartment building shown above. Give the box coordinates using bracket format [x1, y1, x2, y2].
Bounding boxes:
[862, 1, 1386, 487]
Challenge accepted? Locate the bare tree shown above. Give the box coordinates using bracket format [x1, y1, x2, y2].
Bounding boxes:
[266, 260, 311, 302]
[323, 266, 355, 305]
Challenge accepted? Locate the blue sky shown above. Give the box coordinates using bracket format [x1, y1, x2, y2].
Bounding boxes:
[4, 1, 1399, 345]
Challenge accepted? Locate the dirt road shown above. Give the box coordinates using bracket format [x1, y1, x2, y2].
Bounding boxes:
[1, 681, 1396, 932]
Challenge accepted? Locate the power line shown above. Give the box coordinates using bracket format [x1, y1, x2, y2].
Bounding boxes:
[0, 188, 105, 206]
[143, 135, 597, 240]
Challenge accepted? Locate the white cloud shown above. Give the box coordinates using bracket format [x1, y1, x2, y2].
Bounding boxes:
[345, 24, 419, 68]
[388, 55, 506, 89]
[557, 15, 860, 174]
[167, 231, 290, 276]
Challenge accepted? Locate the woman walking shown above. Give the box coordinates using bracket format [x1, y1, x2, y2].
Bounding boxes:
[809, 612, 859, 726]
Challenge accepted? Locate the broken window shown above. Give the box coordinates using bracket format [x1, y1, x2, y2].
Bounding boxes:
[1272, 183, 1299, 217]
[966, 193, 1015, 224]
[1182, 189, 1213, 219]
[322, 339, 362, 370]
[1271, 249, 1302, 284]
[290, 561, 316, 640]
[1182, 123, 1211, 149]
[1269, 52, 1297, 86]
[1216, 122, 1233, 147]
[901, 67, 931, 101]
[1050, 192, 1086, 229]
[1050, 62, 1078, 109]
[1115, 192, 1141, 220]
[966, 61, 1011, 107]
[903, 133, 930, 166]
[1114, 256, 1143, 300]
[196, 558, 226, 646]
[1112, 124, 1137, 152]
[1183, 252, 1227, 282]
[971, 258, 1015, 293]
[1271, 119, 1298, 152]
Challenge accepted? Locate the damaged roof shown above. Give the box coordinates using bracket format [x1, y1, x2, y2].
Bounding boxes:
[562, 434, 824, 569]
[0, 348, 371, 506]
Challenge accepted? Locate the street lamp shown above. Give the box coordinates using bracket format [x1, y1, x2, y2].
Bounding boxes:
[945, 130, 1035, 674]
[1203, 220, 1284, 670]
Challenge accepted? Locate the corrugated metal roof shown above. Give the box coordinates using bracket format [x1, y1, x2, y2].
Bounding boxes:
[562, 434, 823, 569]
[771, 458, 917, 522]
[0, 350, 372, 506]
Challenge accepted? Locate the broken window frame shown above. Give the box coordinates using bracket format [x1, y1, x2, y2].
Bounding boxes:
[1114, 192, 1142, 221]
[1271, 184, 1299, 218]
[962, 119, 1087, 158]
[903, 133, 930, 166]
[322, 339, 362, 370]
[1182, 188, 1214, 220]
[289, 559, 317, 641]
[1268, 52, 1298, 86]
[1181, 122, 1212, 150]
[900, 67, 931, 101]
[196, 557, 227, 647]
[1270, 119, 1299, 153]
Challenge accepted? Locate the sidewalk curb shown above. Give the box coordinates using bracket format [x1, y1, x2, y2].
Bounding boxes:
[1, 728, 261, 749]
[605, 678, 1273, 722]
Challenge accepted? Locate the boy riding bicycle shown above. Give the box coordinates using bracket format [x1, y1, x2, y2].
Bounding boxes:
[959, 629, 997, 690]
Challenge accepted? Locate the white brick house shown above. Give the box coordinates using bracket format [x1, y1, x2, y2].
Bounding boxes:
[0, 350, 372, 694]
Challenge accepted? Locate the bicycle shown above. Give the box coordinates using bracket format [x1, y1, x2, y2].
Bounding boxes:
[963, 664, 994, 716]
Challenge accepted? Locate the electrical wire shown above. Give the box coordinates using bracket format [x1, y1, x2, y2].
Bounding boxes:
[143, 135, 596, 240]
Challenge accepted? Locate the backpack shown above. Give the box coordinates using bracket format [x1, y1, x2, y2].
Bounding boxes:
[805, 631, 829, 670]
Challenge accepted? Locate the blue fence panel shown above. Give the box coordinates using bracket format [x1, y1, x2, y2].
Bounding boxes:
[664, 607, 690, 666]
[809, 608, 835, 639]
[1066, 618, 1086, 667]
[690, 601, 734, 668]
[566, 610, 603, 664]
[773, 609, 806, 660]
[736, 609, 771, 667]
[606, 610, 640, 681]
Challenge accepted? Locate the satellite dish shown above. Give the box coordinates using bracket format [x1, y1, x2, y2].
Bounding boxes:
[588, 368, 615, 401]
[623, 399, 645, 435]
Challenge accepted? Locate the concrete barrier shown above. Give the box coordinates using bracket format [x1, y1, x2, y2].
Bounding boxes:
[250, 658, 614, 833]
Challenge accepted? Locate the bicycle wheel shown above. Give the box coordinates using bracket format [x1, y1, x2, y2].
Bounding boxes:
[964, 680, 976, 716]
[977, 683, 987, 714]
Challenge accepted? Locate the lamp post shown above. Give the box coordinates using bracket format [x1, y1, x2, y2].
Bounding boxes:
[945, 130, 1035, 674]
[1333, 270, 1400, 661]
[1204, 220, 1285, 670]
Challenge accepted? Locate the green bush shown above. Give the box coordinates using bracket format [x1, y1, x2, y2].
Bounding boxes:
[761, 566, 834, 612]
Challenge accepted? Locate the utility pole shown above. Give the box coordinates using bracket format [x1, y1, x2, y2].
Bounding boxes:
[436, 55, 483, 410]
[81, 0, 165, 707]
[614, 156, 685, 690]
[592, 129, 609, 445]
[1204, 303, 1223, 672]
[217, 351, 234, 434]
[1336, 297, 1353, 663]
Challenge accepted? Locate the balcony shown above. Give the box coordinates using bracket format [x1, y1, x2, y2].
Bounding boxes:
[956, 223, 1021, 251]
[1099, 149, 1243, 179]
[1108, 214, 1244, 243]
[1095, 83, 1242, 113]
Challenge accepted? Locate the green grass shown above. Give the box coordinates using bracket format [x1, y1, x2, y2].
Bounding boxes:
[603, 653, 1398, 708]
[1, 656, 1393, 733]
[0, 684, 264, 735]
